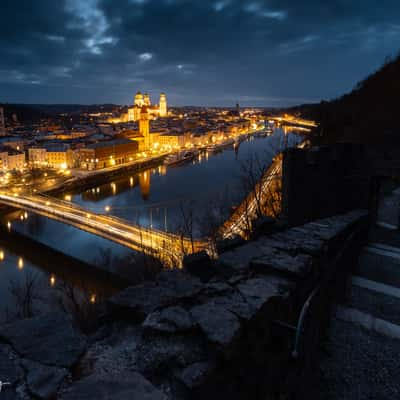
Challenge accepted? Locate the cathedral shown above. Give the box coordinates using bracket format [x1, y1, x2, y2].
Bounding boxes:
[128, 91, 168, 122]
[109, 92, 168, 124]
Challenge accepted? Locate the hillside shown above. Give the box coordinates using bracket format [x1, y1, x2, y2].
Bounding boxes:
[290, 53, 400, 144]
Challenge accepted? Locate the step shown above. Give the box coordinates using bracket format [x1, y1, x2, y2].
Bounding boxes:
[376, 220, 397, 230]
[348, 276, 400, 326]
[336, 305, 400, 340]
[358, 243, 400, 288]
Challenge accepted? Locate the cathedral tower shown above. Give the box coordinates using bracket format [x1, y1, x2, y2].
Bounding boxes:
[134, 91, 144, 107]
[159, 93, 167, 117]
[139, 106, 150, 149]
[143, 93, 151, 106]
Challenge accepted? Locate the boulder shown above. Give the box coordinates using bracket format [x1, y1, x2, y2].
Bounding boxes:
[0, 313, 86, 368]
[108, 282, 177, 320]
[250, 251, 313, 280]
[266, 232, 324, 256]
[60, 372, 166, 400]
[190, 302, 241, 349]
[109, 271, 202, 320]
[0, 345, 22, 387]
[217, 241, 266, 272]
[157, 270, 203, 299]
[21, 359, 67, 400]
[178, 360, 216, 389]
[135, 334, 205, 374]
[236, 278, 285, 313]
[143, 306, 194, 333]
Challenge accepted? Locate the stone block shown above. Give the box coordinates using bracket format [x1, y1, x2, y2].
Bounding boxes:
[0, 313, 86, 368]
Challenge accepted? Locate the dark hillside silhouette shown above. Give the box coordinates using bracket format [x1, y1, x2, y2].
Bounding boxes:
[288, 52, 400, 144]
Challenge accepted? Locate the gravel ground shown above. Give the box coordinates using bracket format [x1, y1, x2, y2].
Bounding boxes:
[315, 317, 400, 400]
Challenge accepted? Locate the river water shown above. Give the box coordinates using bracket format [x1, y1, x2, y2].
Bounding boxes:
[0, 129, 303, 320]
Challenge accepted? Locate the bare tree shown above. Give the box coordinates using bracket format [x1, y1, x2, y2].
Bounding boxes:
[52, 281, 104, 333]
[177, 200, 196, 255]
[7, 271, 43, 321]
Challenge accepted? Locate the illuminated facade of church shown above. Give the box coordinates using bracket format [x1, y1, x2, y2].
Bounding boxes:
[112, 92, 167, 123]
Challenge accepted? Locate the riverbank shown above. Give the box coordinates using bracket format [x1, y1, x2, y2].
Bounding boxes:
[0, 223, 129, 293]
[45, 154, 166, 197]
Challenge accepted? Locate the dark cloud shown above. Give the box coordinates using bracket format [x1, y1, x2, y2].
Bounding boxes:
[0, 0, 399, 106]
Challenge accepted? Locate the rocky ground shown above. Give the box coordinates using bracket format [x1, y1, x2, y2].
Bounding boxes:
[0, 210, 367, 400]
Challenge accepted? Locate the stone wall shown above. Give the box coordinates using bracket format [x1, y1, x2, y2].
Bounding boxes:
[0, 209, 369, 400]
[282, 144, 372, 227]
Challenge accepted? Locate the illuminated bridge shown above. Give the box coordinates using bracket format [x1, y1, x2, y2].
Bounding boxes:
[0, 193, 209, 266]
[220, 141, 307, 239]
[220, 157, 282, 239]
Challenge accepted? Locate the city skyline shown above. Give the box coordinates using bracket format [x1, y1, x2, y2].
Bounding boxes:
[1, 0, 399, 106]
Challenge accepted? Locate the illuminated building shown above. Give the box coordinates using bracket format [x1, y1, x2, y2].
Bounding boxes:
[28, 148, 47, 167]
[110, 91, 168, 123]
[0, 146, 25, 171]
[139, 106, 150, 149]
[78, 139, 138, 170]
[157, 132, 191, 148]
[134, 92, 144, 107]
[8, 152, 25, 170]
[159, 93, 167, 117]
[0, 106, 5, 136]
[45, 145, 73, 169]
[144, 93, 151, 106]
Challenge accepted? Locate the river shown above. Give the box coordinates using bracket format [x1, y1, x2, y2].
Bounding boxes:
[0, 129, 303, 320]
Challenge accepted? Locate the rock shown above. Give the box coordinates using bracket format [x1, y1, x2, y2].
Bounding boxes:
[190, 302, 241, 348]
[108, 282, 177, 320]
[236, 278, 285, 313]
[183, 251, 216, 282]
[0, 313, 86, 368]
[0, 344, 22, 387]
[178, 361, 216, 389]
[60, 372, 166, 400]
[157, 270, 203, 299]
[143, 306, 194, 333]
[109, 271, 202, 320]
[217, 241, 265, 271]
[250, 251, 313, 279]
[216, 236, 246, 254]
[0, 388, 17, 400]
[210, 292, 255, 321]
[267, 232, 324, 256]
[135, 335, 205, 374]
[21, 359, 67, 400]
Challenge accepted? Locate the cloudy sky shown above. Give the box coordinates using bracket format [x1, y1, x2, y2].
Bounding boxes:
[0, 0, 399, 106]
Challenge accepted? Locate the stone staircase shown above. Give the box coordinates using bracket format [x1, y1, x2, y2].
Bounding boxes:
[337, 235, 400, 340]
[317, 222, 400, 398]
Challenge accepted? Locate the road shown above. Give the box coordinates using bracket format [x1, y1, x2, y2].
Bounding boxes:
[0, 192, 208, 266]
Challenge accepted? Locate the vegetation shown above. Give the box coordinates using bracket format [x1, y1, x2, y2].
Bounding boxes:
[288, 52, 400, 144]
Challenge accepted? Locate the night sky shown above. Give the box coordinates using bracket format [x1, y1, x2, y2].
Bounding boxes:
[0, 0, 399, 106]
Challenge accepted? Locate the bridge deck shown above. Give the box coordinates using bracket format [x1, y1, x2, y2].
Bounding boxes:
[0, 193, 208, 266]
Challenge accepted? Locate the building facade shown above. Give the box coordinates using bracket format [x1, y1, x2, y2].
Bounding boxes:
[78, 139, 139, 170]
[28, 148, 47, 167]
[111, 91, 168, 123]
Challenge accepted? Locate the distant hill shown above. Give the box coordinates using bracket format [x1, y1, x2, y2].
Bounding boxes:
[288, 53, 400, 144]
[0, 103, 50, 124]
[0, 103, 121, 125]
[27, 104, 119, 115]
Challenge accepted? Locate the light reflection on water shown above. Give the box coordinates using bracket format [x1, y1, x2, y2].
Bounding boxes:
[0, 129, 303, 317]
